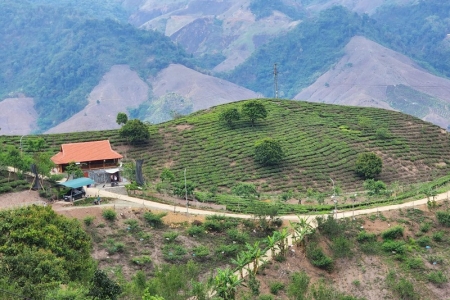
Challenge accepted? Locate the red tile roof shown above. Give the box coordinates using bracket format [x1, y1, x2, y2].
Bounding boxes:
[51, 140, 123, 165]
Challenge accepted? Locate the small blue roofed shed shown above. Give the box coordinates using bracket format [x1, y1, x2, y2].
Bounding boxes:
[59, 177, 95, 189]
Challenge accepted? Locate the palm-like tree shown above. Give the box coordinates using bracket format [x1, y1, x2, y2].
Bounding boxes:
[290, 216, 314, 249]
[214, 267, 242, 300]
[266, 231, 281, 258]
[277, 228, 290, 257]
[245, 241, 264, 275]
[231, 251, 251, 279]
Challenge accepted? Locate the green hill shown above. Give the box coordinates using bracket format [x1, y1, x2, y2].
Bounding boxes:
[3, 99, 450, 197]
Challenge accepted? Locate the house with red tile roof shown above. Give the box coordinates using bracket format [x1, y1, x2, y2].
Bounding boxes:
[51, 140, 123, 173]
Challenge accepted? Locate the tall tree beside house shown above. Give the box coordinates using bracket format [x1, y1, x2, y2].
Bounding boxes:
[65, 162, 84, 179]
[119, 119, 150, 145]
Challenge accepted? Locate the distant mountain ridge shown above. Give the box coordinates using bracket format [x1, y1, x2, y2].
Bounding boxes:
[1, 0, 450, 134]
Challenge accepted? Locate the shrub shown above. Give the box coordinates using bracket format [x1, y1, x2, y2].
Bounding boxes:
[287, 271, 310, 300]
[124, 219, 140, 232]
[143, 211, 167, 228]
[186, 225, 205, 237]
[359, 241, 380, 255]
[419, 222, 431, 232]
[102, 209, 116, 221]
[203, 220, 224, 232]
[436, 210, 450, 227]
[306, 243, 333, 271]
[382, 240, 406, 254]
[416, 235, 431, 247]
[84, 216, 95, 226]
[405, 257, 424, 269]
[427, 254, 444, 265]
[131, 255, 152, 266]
[105, 239, 125, 254]
[258, 295, 274, 300]
[356, 231, 377, 243]
[331, 236, 353, 258]
[192, 245, 210, 260]
[432, 231, 445, 242]
[392, 278, 417, 300]
[215, 244, 239, 257]
[269, 282, 285, 295]
[163, 231, 179, 243]
[427, 271, 448, 287]
[162, 244, 187, 261]
[226, 228, 249, 244]
[381, 226, 404, 240]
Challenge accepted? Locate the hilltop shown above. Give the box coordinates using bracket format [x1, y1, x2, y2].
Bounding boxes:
[4, 99, 450, 198]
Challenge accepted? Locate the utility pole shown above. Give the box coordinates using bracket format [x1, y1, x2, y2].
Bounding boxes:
[184, 168, 188, 215]
[273, 63, 279, 99]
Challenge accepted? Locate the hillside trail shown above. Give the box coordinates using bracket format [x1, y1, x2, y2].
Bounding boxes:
[86, 187, 448, 222]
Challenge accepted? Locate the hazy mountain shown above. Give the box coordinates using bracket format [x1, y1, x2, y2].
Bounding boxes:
[295, 36, 450, 129]
[1, 0, 450, 134]
[45, 64, 258, 134]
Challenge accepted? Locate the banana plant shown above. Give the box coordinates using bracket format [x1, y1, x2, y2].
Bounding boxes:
[278, 227, 289, 257]
[231, 251, 251, 279]
[245, 241, 263, 275]
[214, 267, 242, 300]
[290, 216, 314, 249]
[266, 231, 282, 258]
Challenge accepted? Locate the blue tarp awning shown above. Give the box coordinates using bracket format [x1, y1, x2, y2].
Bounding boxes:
[59, 177, 94, 189]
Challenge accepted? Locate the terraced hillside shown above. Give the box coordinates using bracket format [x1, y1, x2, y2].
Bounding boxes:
[134, 99, 450, 194]
[4, 99, 450, 196]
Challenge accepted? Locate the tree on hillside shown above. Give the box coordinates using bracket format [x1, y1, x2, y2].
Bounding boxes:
[232, 182, 259, 199]
[119, 119, 150, 145]
[65, 161, 84, 179]
[241, 101, 267, 126]
[0, 206, 95, 299]
[355, 152, 382, 179]
[116, 112, 128, 126]
[364, 179, 387, 196]
[219, 108, 240, 128]
[254, 138, 284, 166]
[26, 137, 46, 152]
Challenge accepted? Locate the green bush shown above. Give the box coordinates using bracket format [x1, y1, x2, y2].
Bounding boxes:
[84, 216, 95, 226]
[143, 211, 167, 228]
[287, 271, 310, 300]
[258, 295, 274, 300]
[124, 219, 140, 232]
[382, 240, 406, 254]
[331, 236, 353, 258]
[269, 281, 285, 295]
[131, 255, 152, 266]
[432, 231, 445, 242]
[416, 235, 431, 247]
[427, 271, 448, 286]
[105, 239, 125, 254]
[102, 209, 117, 221]
[192, 245, 210, 260]
[405, 257, 424, 269]
[436, 210, 450, 227]
[419, 222, 431, 232]
[203, 220, 224, 232]
[215, 244, 239, 257]
[186, 225, 205, 237]
[163, 231, 179, 243]
[226, 228, 249, 244]
[356, 231, 377, 243]
[381, 226, 404, 240]
[162, 244, 187, 261]
[306, 243, 333, 271]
